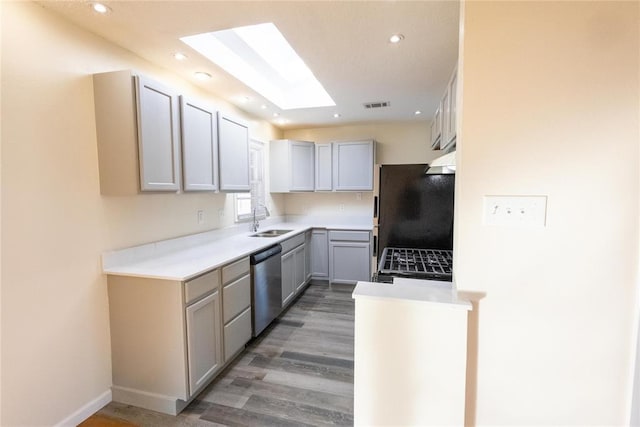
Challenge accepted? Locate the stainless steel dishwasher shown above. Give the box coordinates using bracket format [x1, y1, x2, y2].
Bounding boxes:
[250, 244, 282, 337]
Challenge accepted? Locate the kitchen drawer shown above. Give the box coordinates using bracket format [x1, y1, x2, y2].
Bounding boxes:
[222, 257, 250, 284]
[222, 274, 251, 324]
[281, 232, 305, 254]
[328, 230, 370, 242]
[185, 269, 220, 305]
[223, 307, 252, 361]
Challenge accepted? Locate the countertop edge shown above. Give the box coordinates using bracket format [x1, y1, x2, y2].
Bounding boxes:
[103, 222, 373, 282]
[352, 281, 473, 310]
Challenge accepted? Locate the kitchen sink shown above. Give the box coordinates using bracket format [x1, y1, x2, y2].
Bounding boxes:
[250, 229, 293, 238]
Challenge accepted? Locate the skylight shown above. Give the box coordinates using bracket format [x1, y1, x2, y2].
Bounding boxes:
[181, 23, 335, 110]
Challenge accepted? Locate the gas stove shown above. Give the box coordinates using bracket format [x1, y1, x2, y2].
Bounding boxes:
[375, 247, 453, 283]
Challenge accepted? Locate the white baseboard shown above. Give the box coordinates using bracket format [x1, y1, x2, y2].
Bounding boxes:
[112, 386, 185, 416]
[55, 389, 112, 427]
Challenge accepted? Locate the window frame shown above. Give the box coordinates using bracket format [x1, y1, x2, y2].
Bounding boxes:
[234, 139, 266, 222]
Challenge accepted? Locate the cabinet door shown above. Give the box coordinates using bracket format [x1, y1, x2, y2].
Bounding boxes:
[304, 231, 312, 281]
[223, 307, 252, 362]
[180, 97, 218, 191]
[315, 143, 333, 191]
[311, 229, 329, 278]
[443, 71, 457, 149]
[432, 104, 442, 150]
[329, 241, 371, 285]
[281, 251, 295, 306]
[185, 290, 222, 397]
[290, 142, 315, 191]
[217, 113, 250, 191]
[135, 75, 181, 191]
[294, 245, 306, 293]
[333, 140, 375, 191]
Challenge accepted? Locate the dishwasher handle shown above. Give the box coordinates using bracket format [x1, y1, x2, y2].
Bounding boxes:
[250, 244, 282, 264]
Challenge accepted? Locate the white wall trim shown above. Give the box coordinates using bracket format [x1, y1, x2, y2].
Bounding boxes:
[54, 389, 111, 427]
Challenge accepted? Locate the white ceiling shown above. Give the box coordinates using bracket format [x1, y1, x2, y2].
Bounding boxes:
[38, 1, 460, 130]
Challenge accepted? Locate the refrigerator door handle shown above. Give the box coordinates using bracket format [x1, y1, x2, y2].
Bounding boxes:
[373, 196, 379, 219]
[373, 235, 377, 257]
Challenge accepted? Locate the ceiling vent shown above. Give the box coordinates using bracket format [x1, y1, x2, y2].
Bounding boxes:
[363, 101, 391, 109]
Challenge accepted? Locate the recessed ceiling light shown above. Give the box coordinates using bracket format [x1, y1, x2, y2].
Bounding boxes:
[389, 34, 404, 44]
[91, 2, 110, 14]
[194, 71, 212, 81]
[181, 23, 336, 110]
[415, 110, 422, 115]
[173, 52, 188, 61]
[260, 104, 267, 110]
[333, 113, 341, 118]
[273, 112, 280, 117]
[241, 96, 251, 103]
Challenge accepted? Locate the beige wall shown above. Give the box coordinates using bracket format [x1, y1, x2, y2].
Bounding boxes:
[0, 2, 281, 425]
[283, 121, 439, 217]
[456, 1, 639, 424]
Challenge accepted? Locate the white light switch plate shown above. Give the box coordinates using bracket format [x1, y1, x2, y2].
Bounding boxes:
[483, 195, 547, 227]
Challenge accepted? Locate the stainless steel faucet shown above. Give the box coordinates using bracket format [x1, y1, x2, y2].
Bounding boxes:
[251, 203, 270, 232]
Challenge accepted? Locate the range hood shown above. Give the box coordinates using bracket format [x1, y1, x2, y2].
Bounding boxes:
[426, 151, 456, 174]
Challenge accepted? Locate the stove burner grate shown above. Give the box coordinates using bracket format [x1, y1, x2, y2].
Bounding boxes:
[378, 247, 453, 276]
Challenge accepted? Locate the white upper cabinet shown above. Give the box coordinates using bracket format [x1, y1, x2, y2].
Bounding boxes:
[269, 139, 315, 193]
[315, 143, 333, 191]
[443, 68, 458, 150]
[332, 140, 375, 191]
[93, 70, 181, 195]
[431, 65, 458, 152]
[135, 75, 181, 192]
[430, 103, 442, 150]
[180, 96, 218, 191]
[217, 113, 250, 192]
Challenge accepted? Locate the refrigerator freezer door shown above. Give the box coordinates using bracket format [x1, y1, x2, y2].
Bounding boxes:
[377, 164, 454, 253]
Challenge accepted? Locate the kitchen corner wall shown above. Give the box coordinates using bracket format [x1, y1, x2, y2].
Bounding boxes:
[0, 2, 283, 425]
[283, 122, 438, 217]
[456, 1, 639, 424]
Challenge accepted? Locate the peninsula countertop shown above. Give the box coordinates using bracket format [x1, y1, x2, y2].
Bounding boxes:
[353, 278, 472, 310]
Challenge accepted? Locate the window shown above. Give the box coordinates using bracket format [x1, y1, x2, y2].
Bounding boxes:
[235, 140, 266, 222]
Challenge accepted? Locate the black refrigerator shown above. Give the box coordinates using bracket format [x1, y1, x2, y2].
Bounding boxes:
[373, 164, 455, 274]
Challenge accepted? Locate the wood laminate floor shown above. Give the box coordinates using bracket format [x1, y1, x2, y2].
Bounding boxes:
[90, 282, 355, 427]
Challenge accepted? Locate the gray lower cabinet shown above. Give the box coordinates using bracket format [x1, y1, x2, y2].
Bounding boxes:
[281, 249, 296, 306]
[304, 230, 312, 282]
[328, 230, 372, 285]
[280, 233, 310, 308]
[107, 257, 252, 416]
[310, 228, 329, 279]
[221, 257, 252, 361]
[107, 269, 223, 415]
[294, 244, 306, 293]
[185, 288, 222, 396]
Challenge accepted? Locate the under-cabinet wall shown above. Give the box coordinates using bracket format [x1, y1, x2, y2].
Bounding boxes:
[2, 4, 284, 426]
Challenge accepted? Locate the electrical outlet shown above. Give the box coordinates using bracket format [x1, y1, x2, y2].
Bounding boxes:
[218, 209, 224, 218]
[197, 210, 204, 225]
[483, 195, 547, 227]
[356, 192, 362, 201]
[339, 204, 345, 212]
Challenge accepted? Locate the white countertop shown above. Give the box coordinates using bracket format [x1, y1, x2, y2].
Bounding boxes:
[352, 278, 472, 310]
[102, 221, 372, 281]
